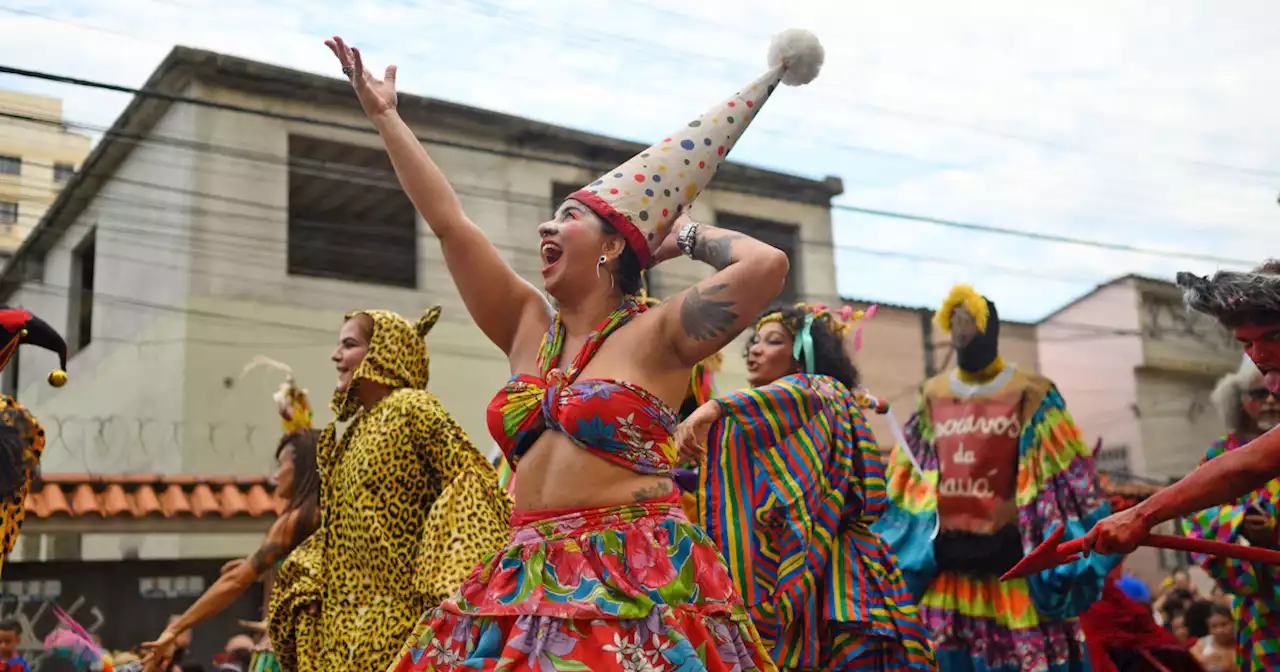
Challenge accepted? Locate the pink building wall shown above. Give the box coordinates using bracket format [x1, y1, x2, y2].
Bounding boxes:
[1037, 279, 1146, 475]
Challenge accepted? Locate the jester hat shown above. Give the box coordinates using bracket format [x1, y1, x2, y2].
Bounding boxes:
[0, 306, 68, 388]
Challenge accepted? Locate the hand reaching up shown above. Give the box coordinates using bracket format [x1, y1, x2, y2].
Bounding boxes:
[324, 36, 399, 120]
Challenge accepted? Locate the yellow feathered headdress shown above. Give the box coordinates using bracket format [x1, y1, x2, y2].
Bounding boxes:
[935, 284, 990, 334]
[240, 356, 313, 435]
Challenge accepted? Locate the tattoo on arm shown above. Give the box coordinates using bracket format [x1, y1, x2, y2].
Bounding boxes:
[632, 479, 674, 503]
[249, 541, 289, 575]
[680, 283, 739, 341]
[691, 231, 742, 271]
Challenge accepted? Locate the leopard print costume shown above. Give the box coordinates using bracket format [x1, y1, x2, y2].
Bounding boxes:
[268, 529, 322, 672]
[0, 395, 43, 581]
[311, 307, 511, 672]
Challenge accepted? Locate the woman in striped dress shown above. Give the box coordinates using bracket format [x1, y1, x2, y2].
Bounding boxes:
[675, 303, 936, 672]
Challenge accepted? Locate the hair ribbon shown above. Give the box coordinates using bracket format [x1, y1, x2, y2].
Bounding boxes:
[793, 312, 817, 374]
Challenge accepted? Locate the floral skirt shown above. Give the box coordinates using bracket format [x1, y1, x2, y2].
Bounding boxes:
[390, 493, 776, 671]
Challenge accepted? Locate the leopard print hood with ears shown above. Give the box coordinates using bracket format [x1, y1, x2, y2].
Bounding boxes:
[329, 306, 442, 423]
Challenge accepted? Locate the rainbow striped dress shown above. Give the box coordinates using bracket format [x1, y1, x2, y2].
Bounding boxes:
[1183, 433, 1280, 671]
[872, 364, 1119, 672]
[693, 373, 936, 671]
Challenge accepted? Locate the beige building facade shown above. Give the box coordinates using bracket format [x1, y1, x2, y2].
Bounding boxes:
[0, 90, 91, 255]
[0, 47, 843, 561]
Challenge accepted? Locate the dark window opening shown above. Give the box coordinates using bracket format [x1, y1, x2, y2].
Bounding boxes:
[551, 182, 578, 216]
[53, 163, 75, 183]
[0, 201, 17, 226]
[70, 230, 95, 353]
[0, 156, 19, 176]
[1, 348, 19, 399]
[287, 136, 418, 288]
[715, 212, 801, 303]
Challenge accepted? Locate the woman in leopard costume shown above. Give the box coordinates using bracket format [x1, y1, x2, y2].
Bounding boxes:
[310, 306, 511, 671]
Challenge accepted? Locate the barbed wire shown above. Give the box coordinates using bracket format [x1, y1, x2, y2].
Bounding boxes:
[33, 415, 287, 477]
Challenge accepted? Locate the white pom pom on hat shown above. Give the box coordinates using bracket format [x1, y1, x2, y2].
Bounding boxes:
[768, 29, 825, 86]
[564, 28, 827, 268]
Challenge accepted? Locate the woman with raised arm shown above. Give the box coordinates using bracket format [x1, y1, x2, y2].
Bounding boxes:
[676, 303, 936, 671]
[325, 26, 825, 672]
[142, 362, 320, 672]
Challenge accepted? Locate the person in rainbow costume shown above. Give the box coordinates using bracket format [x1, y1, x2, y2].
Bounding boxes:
[872, 284, 1118, 672]
[675, 301, 935, 671]
[1179, 354, 1280, 671]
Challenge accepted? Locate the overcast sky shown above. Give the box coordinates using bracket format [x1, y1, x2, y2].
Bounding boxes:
[1, 0, 1277, 321]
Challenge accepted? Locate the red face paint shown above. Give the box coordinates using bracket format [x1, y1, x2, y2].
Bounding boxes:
[1235, 323, 1280, 393]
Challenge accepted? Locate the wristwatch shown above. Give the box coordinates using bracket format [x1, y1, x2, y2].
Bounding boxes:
[676, 221, 700, 258]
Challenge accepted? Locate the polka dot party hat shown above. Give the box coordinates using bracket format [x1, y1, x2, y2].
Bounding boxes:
[567, 29, 825, 267]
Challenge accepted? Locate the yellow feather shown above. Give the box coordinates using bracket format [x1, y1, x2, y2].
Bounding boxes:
[935, 284, 990, 334]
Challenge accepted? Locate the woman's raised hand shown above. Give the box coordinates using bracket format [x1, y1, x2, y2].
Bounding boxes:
[324, 36, 399, 120]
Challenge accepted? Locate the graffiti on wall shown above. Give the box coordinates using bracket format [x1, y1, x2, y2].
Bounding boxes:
[0, 580, 108, 668]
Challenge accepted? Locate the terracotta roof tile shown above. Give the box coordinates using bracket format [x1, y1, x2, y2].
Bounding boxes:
[24, 474, 286, 521]
[1099, 474, 1165, 499]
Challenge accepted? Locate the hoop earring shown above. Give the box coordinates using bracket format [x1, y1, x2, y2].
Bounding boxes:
[596, 255, 607, 279]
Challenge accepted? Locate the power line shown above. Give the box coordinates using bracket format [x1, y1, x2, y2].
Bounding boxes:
[9, 0, 1279, 184]
[0, 115, 1107, 285]
[0, 79, 1254, 269]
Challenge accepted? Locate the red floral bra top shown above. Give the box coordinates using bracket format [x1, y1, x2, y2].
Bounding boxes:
[485, 299, 679, 476]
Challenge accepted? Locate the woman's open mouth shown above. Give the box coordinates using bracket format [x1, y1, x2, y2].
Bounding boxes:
[541, 242, 563, 274]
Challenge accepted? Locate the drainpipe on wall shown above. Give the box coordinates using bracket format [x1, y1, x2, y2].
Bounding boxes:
[922, 309, 937, 378]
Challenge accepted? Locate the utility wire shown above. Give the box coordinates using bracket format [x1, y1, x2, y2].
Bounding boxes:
[0, 67, 1258, 268]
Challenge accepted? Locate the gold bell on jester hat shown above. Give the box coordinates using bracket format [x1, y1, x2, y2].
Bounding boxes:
[0, 307, 69, 388]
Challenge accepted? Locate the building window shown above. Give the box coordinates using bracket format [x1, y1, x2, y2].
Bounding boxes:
[69, 230, 95, 354]
[551, 182, 577, 215]
[287, 135, 418, 288]
[1, 348, 18, 399]
[715, 212, 801, 303]
[1095, 444, 1131, 477]
[0, 156, 19, 176]
[0, 201, 16, 229]
[53, 163, 75, 183]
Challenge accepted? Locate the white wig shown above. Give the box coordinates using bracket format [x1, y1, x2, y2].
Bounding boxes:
[1211, 354, 1263, 433]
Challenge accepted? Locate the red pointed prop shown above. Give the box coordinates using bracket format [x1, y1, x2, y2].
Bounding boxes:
[1001, 524, 1280, 582]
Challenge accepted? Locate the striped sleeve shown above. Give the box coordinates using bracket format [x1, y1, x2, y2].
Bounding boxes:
[1183, 437, 1280, 597]
[714, 375, 824, 448]
[1019, 385, 1122, 619]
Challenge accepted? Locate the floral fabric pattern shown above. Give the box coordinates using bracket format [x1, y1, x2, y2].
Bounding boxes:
[486, 300, 679, 478]
[391, 495, 777, 672]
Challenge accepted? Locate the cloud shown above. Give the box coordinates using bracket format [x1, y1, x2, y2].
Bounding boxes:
[1, 0, 1278, 320]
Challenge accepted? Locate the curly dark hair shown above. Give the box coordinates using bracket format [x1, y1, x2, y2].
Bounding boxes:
[600, 220, 643, 296]
[745, 304, 860, 389]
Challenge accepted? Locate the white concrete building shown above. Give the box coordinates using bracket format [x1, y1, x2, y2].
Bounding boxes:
[0, 47, 843, 561]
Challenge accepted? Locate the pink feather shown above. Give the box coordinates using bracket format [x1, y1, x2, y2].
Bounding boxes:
[45, 605, 105, 661]
[852, 304, 879, 353]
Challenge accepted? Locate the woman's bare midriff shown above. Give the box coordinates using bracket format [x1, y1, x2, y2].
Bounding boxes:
[513, 431, 673, 512]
